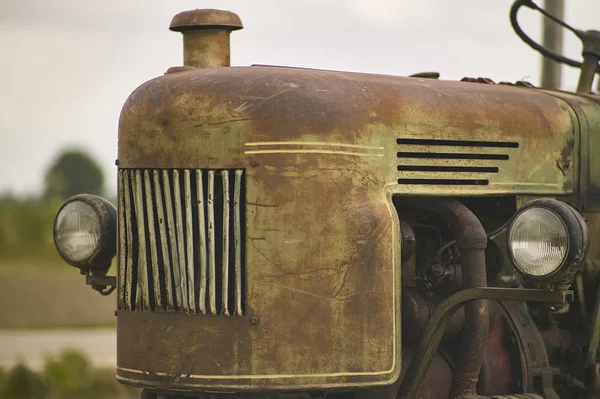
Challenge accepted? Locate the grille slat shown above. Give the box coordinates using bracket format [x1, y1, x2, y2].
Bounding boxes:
[196, 170, 207, 314]
[183, 170, 196, 314]
[144, 171, 163, 311]
[162, 171, 184, 309]
[207, 170, 217, 314]
[173, 170, 190, 312]
[119, 168, 245, 315]
[117, 172, 127, 310]
[221, 170, 230, 315]
[397, 138, 518, 187]
[398, 165, 499, 173]
[397, 152, 509, 160]
[123, 171, 134, 311]
[396, 138, 519, 148]
[153, 170, 174, 310]
[134, 170, 151, 310]
[234, 169, 243, 316]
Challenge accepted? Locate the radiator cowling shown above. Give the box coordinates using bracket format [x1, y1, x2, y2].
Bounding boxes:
[115, 65, 580, 391]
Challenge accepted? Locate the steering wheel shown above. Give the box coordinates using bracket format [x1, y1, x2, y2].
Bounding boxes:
[510, 0, 600, 74]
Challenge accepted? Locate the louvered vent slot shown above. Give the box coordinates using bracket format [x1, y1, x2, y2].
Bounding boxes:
[118, 169, 245, 315]
[396, 138, 518, 186]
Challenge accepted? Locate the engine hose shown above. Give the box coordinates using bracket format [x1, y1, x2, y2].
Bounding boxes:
[427, 200, 489, 399]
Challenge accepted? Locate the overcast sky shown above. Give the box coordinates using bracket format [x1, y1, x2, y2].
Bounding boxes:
[1, 0, 598, 197]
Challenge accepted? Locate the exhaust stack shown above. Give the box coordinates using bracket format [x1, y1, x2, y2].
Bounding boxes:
[169, 9, 243, 69]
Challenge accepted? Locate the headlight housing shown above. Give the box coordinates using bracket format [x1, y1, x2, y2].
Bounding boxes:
[507, 199, 588, 283]
[53, 194, 117, 273]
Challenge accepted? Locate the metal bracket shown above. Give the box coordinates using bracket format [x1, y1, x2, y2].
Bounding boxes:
[85, 274, 117, 296]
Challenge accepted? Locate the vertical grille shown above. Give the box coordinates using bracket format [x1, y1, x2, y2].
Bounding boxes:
[118, 168, 245, 315]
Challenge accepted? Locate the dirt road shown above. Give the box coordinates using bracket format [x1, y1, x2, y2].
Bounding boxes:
[0, 267, 116, 328]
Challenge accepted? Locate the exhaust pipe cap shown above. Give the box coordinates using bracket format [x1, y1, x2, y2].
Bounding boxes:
[170, 9, 243, 32]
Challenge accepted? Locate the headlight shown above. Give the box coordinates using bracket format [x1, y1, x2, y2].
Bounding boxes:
[507, 199, 588, 283]
[53, 194, 117, 273]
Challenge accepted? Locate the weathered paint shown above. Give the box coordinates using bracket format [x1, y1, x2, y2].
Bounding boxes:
[169, 9, 243, 70]
[540, 91, 600, 211]
[118, 66, 578, 195]
[115, 65, 592, 391]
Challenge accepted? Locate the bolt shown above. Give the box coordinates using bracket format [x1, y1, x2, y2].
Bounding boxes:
[431, 264, 444, 277]
[250, 315, 259, 325]
[250, 160, 259, 167]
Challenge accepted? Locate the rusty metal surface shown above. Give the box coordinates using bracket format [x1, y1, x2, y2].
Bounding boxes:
[170, 9, 243, 32]
[181, 30, 233, 69]
[118, 67, 403, 390]
[539, 90, 600, 211]
[115, 66, 585, 391]
[438, 200, 488, 399]
[395, 288, 572, 399]
[119, 66, 577, 195]
[170, 9, 242, 69]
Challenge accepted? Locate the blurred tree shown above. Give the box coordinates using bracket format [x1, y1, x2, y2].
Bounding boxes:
[0, 364, 47, 399]
[44, 150, 104, 199]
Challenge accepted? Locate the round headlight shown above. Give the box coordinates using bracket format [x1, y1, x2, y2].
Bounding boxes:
[53, 194, 117, 272]
[507, 199, 588, 283]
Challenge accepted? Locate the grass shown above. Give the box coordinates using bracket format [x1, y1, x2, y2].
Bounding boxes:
[0, 350, 140, 399]
[0, 323, 116, 332]
[0, 260, 117, 329]
[0, 257, 67, 271]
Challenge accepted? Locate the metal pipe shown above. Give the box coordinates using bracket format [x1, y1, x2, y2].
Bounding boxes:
[402, 288, 466, 345]
[395, 199, 489, 398]
[576, 55, 600, 94]
[169, 9, 243, 69]
[414, 200, 489, 398]
[452, 248, 488, 398]
[439, 200, 489, 399]
[540, 0, 564, 89]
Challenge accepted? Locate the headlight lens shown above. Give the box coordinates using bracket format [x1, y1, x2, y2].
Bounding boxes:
[508, 207, 569, 277]
[507, 199, 589, 283]
[54, 201, 102, 263]
[53, 194, 117, 272]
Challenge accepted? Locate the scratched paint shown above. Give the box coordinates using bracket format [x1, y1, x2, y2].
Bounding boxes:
[115, 65, 599, 391]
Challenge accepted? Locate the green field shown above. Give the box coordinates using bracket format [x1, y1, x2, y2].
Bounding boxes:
[0, 350, 139, 399]
[0, 197, 117, 329]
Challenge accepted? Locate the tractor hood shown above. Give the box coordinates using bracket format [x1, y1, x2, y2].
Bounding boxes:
[119, 66, 586, 197]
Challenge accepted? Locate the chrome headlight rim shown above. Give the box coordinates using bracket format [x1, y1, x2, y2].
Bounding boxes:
[507, 199, 588, 283]
[53, 194, 117, 272]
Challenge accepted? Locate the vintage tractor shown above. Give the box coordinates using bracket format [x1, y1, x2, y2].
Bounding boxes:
[51, 1, 600, 398]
